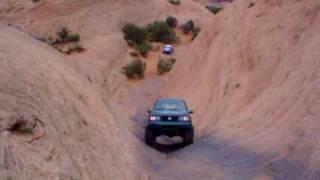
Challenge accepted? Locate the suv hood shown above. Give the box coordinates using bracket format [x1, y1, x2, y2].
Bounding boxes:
[150, 110, 188, 116]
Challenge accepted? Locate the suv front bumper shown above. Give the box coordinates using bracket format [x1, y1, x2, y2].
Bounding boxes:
[147, 121, 193, 136]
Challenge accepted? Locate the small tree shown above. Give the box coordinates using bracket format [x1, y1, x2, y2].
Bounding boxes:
[147, 21, 176, 43]
[122, 59, 146, 79]
[166, 16, 178, 28]
[134, 42, 152, 57]
[158, 58, 176, 75]
[181, 20, 194, 33]
[122, 23, 147, 44]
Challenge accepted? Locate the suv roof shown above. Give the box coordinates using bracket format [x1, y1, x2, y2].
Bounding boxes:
[153, 98, 188, 113]
[157, 98, 184, 102]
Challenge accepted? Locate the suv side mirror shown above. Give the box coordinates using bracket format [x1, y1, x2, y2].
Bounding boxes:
[189, 110, 194, 114]
[147, 110, 152, 114]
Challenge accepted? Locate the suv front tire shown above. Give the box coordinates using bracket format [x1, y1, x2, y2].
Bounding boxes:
[183, 128, 194, 145]
[145, 126, 156, 146]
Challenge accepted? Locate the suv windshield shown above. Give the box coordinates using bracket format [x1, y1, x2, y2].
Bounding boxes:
[154, 99, 187, 113]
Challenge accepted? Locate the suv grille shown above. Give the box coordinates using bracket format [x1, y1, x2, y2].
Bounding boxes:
[160, 116, 179, 121]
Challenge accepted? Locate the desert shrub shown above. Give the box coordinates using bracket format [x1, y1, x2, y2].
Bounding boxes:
[158, 58, 176, 75]
[36, 28, 84, 55]
[192, 27, 201, 41]
[181, 20, 194, 33]
[57, 27, 69, 42]
[147, 21, 176, 43]
[248, 2, 255, 8]
[166, 16, 178, 28]
[8, 119, 36, 134]
[55, 27, 80, 44]
[122, 59, 146, 79]
[134, 42, 152, 56]
[168, 0, 180, 5]
[206, 4, 223, 14]
[64, 44, 85, 54]
[122, 23, 148, 44]
[32, 0, 40, 3]
[65, 34, 80, 42]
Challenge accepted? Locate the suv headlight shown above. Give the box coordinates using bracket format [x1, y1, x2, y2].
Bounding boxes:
[150, 116, 160, 121]
[179, 116, 190, 121]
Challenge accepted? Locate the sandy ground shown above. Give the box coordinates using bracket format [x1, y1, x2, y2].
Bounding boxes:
[1, 0, 320, 179]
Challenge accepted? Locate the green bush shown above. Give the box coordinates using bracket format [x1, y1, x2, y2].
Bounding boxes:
[192, 27, 201, 41]
[166, 16, 178, 28]
[168, 0, 180, 5]
[158, 58, 176, 75]
[181, 20, 194, 33]
[206, 4, 223, 14]
[134, 42, 152, 56]
[122, 23, 148, 44]
[122, 59, 146, 79]
[147, 21, 176, 43]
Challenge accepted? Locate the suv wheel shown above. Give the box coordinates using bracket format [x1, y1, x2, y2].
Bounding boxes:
[145, 127, 156, 146]
[183, 128, 194, 145]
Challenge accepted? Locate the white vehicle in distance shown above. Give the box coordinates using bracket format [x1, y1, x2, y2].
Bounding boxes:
[162, 44, 174, 55]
